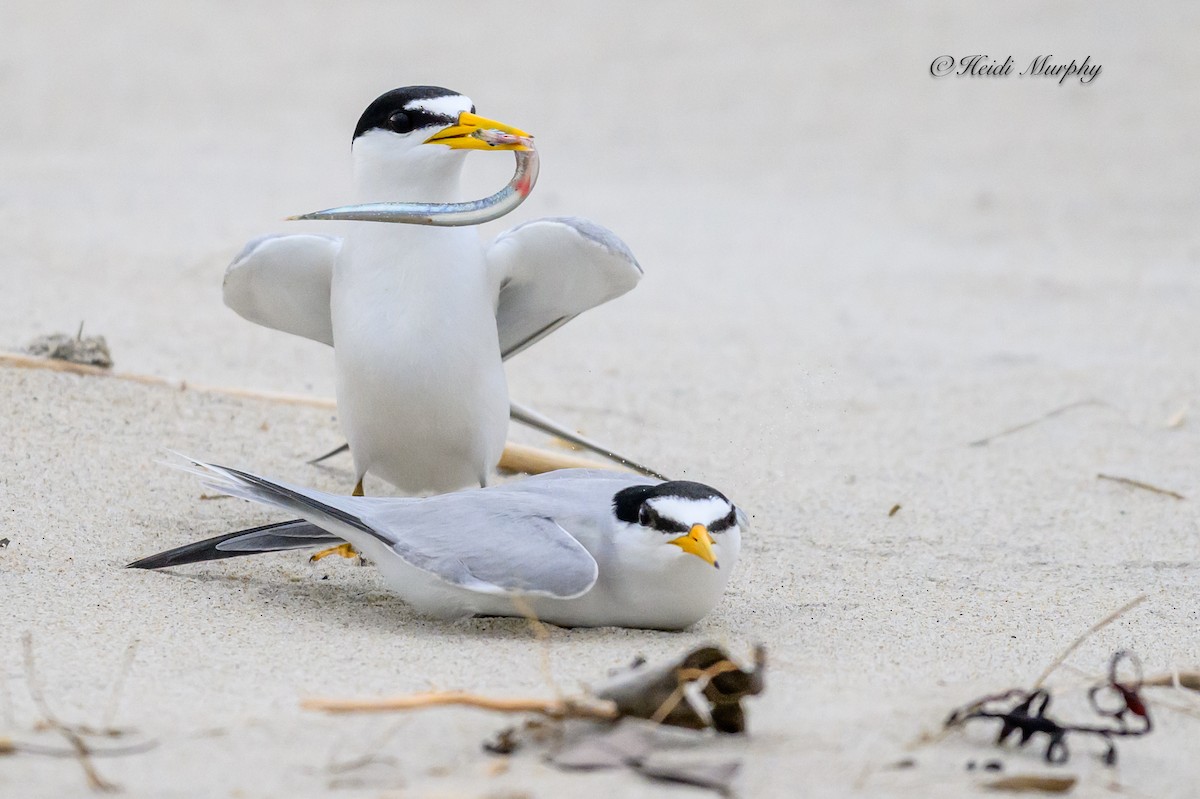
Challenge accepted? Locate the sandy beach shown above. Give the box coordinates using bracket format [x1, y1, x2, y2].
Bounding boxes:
[4, 2, 1200, 796]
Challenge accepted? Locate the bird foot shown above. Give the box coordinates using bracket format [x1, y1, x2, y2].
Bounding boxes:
[309, 543, 360, 563]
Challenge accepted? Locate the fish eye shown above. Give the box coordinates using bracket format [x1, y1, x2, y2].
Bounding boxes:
[638, 505, 652, 527]
[387, 111, 414, 134]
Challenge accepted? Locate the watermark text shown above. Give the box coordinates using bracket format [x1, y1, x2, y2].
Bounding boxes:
[930, 54, 1101, 84]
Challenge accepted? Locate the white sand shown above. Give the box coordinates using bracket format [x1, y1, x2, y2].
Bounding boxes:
[4, 2, 1200, 796]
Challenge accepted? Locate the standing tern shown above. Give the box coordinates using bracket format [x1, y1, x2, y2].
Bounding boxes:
[224, 85, 658, 497]
[128, 459, 745, 631]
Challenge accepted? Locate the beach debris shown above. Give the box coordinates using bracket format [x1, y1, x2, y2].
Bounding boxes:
[304, 645, 764, 795]
[496, 441, 622, 476]
[634, 755, 742, 795]
[1135, 670, 1200, 722]
[0, 538, 9, 549]
[304, 644, 765, 732]
[1096, 473, 1185, 500]
[982, 774, 1077, 793]
[887, 504, 901, 517]
[945, 651, 1152, 765]
[14, 633, 155, 792]
[906, 594, 1148, 762]
[24, 324, 113, 369]
[1033, 595, 1147, 689]
[549, 721, 741, 796]
[593, 644, 766, 733]
[322, 750, 404, 791]
[1143, 671, 1200, 692]
[550, 722, 653, 768]
[901, 600, 1180, 789]
[967, 399, 1118, 447]
[310, 719, 409, 790]
[483, 726, 521, 755]
[1166, 404, 1188, 429]
[481, 718, 557, 756]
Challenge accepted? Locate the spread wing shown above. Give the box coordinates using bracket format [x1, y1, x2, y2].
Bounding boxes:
[222, 234, 340, 346]
[487, 217, 643, 359]
[223, 224, 659, 477]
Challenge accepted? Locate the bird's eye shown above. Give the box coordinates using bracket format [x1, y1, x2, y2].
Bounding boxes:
[638, 505, 652, 527]
[387, 111, 414, 133]
[714, 508, 736, 532]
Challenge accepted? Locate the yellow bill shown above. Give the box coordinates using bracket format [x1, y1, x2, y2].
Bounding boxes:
[425, 112, 532, 151]
[669, 524, 719, 568]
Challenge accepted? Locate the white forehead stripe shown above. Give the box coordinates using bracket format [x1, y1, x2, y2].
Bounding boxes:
[646, 496, 731, 526]
[406, 94, 473, 118]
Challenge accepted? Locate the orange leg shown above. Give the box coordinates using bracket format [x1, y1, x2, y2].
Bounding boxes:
[309, 477, 365, 562]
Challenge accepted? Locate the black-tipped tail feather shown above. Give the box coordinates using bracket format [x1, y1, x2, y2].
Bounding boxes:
[127, 519, 340, 570]
[208, 462, 385, 542]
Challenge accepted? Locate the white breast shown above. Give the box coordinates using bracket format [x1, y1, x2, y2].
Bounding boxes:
[331, 223, 508, 493]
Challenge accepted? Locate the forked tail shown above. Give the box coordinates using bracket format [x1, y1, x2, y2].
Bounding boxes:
[127, 457, 380, 569]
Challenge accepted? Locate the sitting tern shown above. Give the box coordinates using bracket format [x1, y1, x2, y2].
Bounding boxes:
[224, 85, 657, 497]
[128, 459, 745, 631]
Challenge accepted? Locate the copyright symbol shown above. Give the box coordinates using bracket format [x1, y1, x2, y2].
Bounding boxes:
[930, 55, 955, 77]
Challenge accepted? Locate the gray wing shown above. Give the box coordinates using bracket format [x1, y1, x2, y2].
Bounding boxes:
[225, 226, 661, 478]
[487, 217, 643, 359]
[361, 500, 599, 599]
[170, 458, 600, 600]
[222, 234, 339, 346]
[224, 218, 643, 357]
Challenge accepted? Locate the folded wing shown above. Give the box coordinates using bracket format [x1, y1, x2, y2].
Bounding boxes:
[363, 498, 600, 599]
[152, 459, 599, 600]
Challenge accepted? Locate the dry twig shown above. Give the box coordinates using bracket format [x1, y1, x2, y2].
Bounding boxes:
[1, 350, 333, 408]
[1033, 594, 1148, 689]
[968, 399, 1117, 447]
[2, 350, 620, 475]
[1096, 474, 1185, 500]
[983, 775, 1076, 793]
[497, 442, 619, 475]
[100, 641, 139, 732]
[510, 595, 561, 703]
[22, 634, 117, 792]
[302, 691, 619, 722]
[1143, 671, 1200, 692]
